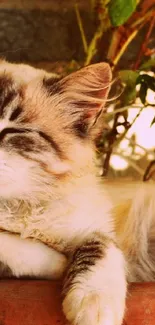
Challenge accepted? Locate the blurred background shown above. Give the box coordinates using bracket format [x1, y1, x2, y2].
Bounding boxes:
[0, 0, 155, 181]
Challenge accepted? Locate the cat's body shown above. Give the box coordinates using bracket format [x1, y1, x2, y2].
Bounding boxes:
[0, 59, 154, 325]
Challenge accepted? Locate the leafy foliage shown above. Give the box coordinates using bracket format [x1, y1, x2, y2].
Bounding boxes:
[136, 74, 155, 104]
[109, 0, 137, 26]
[140, 58, 155, 70]
[74, 0, 155, 179]
[119, 70, 139, 104]
[151, 116, 155, 126]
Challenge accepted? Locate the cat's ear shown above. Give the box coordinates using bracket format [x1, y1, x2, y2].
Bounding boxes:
[44, 63, 112, 138]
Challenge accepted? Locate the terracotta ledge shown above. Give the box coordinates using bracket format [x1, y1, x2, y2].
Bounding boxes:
[0, 280, 154, 325]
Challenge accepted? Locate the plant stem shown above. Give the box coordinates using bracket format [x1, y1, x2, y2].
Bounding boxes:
[74, 2, 88, 54]
[102, 113, 119, 176]
[133, 16, 155, 70]
[130, 10, 155, 28]
[125, 136, 150, 154]
[107, 27, 122, 61]
[113, 151, 145, 176]
[113, 29, 138, 67]
[143, 160, 155, 181]
[102, 105, 144, 176]
[104, 105, 143, 117]
[84, 21, 105, 66]
[115, 107, 143, 147]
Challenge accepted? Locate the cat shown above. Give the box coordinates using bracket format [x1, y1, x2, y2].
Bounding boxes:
[0, 59, 154, 325]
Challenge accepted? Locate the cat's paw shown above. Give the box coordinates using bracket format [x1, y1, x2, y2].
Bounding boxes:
[63, 289, 124, 325]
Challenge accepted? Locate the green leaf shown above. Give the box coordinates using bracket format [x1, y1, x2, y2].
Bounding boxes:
[108, 0, 137, 26]
[140, 58, 155, 70]
[136, 74, 155, 91]
[136, 74, 154, 85]
[121, 86, 137, 105]
[119, 70, 139, 105]
[119, 70, 139, 87]
[151, 116, 155, 127]
[136, 74, 155, 104]
[139, 83, 147, 104]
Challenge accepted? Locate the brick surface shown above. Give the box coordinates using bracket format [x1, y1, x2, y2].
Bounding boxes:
[124, 283, 155, 325]
[0, 0, 89, 10]
[0, 280, 66, 325]
[0, 8, 94, 63]
[0, 281, 154, 325]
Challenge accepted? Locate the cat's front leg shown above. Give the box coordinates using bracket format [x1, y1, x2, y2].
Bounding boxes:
[63, 232, 127, 325]
[0, 232, 68, 279]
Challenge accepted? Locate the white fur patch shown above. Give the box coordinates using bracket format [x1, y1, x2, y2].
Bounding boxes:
[0, 232, 67, 279]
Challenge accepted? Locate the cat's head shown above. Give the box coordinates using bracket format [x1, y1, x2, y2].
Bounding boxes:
[0, 59, 112, 200]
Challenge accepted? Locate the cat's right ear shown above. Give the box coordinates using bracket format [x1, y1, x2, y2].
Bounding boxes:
[43, 63, 112, 138]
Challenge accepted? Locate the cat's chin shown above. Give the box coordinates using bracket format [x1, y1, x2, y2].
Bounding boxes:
[0, 186, 35, 202]
[0, 188, 52, 206]
[0, 184, 28, 200]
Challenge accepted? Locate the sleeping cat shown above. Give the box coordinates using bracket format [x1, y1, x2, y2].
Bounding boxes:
[0, 59, 154, 325]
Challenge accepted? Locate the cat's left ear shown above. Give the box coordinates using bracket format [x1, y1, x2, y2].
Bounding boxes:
[44, 63, 112, 137]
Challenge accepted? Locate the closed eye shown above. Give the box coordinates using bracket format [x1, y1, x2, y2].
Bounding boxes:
[8, 135, 36, 152]
[0, 127, 31, 142]
[0, 127, 63, 157]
